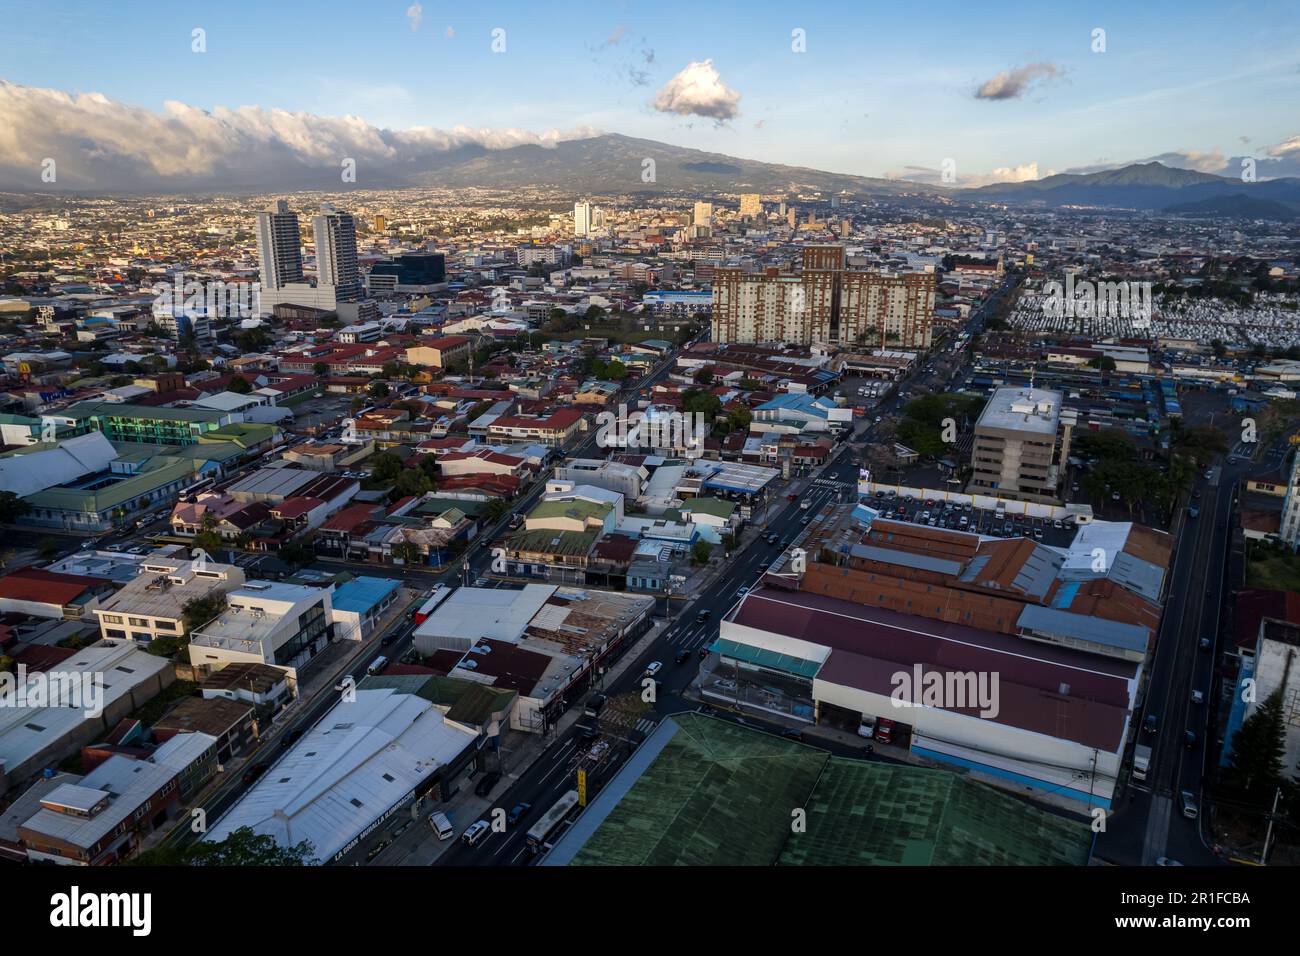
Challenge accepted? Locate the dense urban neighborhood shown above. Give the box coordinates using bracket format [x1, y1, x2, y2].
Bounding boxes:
[2, 18, 1299, 941]
[0, 183, 1297, 878]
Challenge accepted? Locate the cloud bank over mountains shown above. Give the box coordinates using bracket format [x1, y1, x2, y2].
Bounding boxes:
[0, 81, 599, 191]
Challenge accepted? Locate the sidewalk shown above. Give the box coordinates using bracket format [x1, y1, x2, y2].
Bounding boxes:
[137, 587, 422, 856]
[386, 617, 674, 865]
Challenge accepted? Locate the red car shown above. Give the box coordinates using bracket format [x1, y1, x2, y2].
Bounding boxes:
[874, 717, 895, 745]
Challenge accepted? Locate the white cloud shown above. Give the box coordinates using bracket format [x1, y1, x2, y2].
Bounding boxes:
[974, 62, 1061, 100]
[884, 161, 1041, 188]
[653, 60, 741, 122]
[0, 81, 599, 190]
[405, 3, 422, 32]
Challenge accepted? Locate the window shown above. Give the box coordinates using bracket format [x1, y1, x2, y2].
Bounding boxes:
[102, 614, 123, 624]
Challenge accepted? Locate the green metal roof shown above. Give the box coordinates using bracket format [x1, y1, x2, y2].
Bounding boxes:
[58, 401, 228, 423]
[709, 637, 822, 679]
[779, 759, 1092, 866]
[682, 496, 737, 519]
[507, 527, 598, 557]
[416, 496, 489, 518]
[23, 457, 198, 513]
[569, 714, 1094, 867]
[529, 499, 612, 523]
[571, 714, 827, 866]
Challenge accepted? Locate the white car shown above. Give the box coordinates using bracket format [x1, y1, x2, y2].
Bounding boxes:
[643, 661, 663, 678]
[461, 820, 491, 847]
[1191, 689, 1204, 704]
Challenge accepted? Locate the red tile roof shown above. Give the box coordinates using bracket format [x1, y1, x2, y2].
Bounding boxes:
[322, 503, 380, 533]
[0, 568, 108, 607]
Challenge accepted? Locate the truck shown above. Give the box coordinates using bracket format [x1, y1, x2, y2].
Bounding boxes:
[575, 693, 607, 740]
[1133, 743, 1152, 781]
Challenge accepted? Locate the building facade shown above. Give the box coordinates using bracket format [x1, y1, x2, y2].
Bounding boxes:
[712, 246, 936, 349]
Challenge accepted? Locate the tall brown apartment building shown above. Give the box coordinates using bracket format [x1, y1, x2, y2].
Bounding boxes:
[711, 245, 936, 348]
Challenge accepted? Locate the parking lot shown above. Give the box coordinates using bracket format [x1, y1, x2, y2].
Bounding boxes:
[865, 490, 1079, 548]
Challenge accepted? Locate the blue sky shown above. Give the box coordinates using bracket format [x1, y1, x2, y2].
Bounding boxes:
[2, 0, 1299, 185]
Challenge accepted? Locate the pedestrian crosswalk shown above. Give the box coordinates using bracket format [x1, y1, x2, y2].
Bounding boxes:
[633, 718, 657, 735]
[811, 477, 853, 489]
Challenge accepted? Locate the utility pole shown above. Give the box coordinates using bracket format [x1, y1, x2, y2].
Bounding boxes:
[1260, 786, 1283, 865]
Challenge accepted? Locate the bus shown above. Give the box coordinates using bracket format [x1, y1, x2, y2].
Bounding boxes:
[525, 789, 580, 854]
[413, 585, 451, 624]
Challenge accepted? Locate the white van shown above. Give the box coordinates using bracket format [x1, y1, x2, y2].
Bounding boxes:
[367, 656, 389, 676]
[429, 811, 454, 840]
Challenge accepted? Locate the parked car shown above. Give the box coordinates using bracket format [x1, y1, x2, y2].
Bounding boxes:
[1144, 713, 1158, 735]
[474, 770, 502, 798]
[780, 728, 804, 742]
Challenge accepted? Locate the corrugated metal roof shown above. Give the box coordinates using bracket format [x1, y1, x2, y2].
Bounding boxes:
[1017, 604, 1149, 653]
[850, 543, 963, 577]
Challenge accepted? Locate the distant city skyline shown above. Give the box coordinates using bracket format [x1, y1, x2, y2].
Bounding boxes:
[0, 0, 1298, 190]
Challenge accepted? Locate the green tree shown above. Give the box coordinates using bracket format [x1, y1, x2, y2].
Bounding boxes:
[369, 451, 404, 483]
[146, 635, 184, 658]
[0, 491, 32, 524]
[192, 529, 223, 556]
[1222, 689, 1288, 803]
[312, 361, 329, 377]
[182, 593, 227, 635]
[227, 376, 253, 394]
[391, 540, 422, 563]
[368, 381, 390, 399]
[277, 541, 315, 566]
[131, 826, 317, 866]
[682, 389, 722, 420]
[391, 467, 434, 500]
[691, 540, 713, 565]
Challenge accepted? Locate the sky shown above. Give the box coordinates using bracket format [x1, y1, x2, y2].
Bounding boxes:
[1, 0, 1299, 190]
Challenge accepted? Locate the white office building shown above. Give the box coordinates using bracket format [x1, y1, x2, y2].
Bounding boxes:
[313, 204, 362, 303]
[256, 201, 305, 290]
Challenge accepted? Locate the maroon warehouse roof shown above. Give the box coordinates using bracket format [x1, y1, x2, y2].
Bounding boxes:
[730, 587, 1136, 752]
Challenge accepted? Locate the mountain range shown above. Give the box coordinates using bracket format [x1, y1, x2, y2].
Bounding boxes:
[5, 131, 1299, 220]
[404, 133, 925, 197]
[967, 162, 1300, 218]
